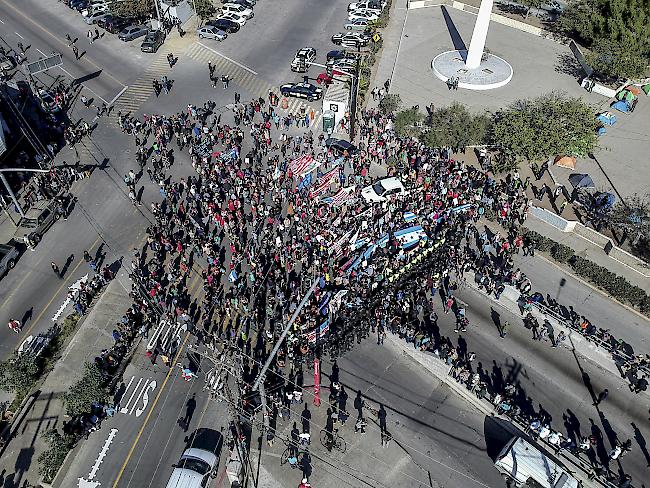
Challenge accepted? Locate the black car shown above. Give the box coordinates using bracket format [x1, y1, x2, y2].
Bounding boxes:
[326, 138, 357, 155]
[96, 14, 116, 29]
[280, 82, 323, 102]
[69, 0, 88, 10]
[105, 17, 133, 34]
[326, 49, 355, 61]
[206, 18, 240, 34]
[140, 30, 165, 53]
[331, 32, 371, 48]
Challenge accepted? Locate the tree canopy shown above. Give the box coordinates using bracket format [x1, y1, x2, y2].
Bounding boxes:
[394, 107, 424, 138]
[192, 0, 217, 19]
[422, 102, 490, 150]
[558, 0, 650, 78]
[63, 362, 108, 417]
[491, 92, 598, 162]
[112, 0, 154, 18]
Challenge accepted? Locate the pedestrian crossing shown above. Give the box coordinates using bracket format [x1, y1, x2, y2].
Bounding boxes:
[183, 42, 322, 126]
[109, 49, 177, 123]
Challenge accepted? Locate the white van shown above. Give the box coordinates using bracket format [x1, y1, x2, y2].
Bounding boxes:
[494, 437, 579, 488]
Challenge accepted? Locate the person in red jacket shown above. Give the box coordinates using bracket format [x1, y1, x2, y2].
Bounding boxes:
[299, 478, 311, 488]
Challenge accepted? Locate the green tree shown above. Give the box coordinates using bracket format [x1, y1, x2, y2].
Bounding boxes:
[38, 429, 76, 483]
[63, 362, 108, 417]
[607, 193, 650, 245]
[0, 353, 39, 396]
[394, 107, 424, 138]
[378, 94, 401, 115]
[192, 0, 217, 19]
[112, 0, 154, 18]
[490, 92, 598, 163]
[558, 0, 650, 78]
[422, 102, 490, 150]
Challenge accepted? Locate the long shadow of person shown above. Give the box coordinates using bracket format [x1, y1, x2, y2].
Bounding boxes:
[20, 308, 33, 326]
[631, 422, 650, 467]
[59, 253, 75, 277]
[179, 394, 197, 432]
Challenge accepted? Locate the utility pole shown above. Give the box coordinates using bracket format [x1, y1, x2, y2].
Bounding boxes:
[251, 276, 320, 391]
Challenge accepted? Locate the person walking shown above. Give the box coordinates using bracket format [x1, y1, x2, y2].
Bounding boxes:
[87, 30, 94, 44]
[8, 319, 22, 333]
[499, 320, 509, 338]
[51, 261, 61, 277]
[593, 388, 608, 406]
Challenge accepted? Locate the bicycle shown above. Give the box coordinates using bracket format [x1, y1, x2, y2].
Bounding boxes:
[320, 428, 346, 453]
[280, 446, 302, 469]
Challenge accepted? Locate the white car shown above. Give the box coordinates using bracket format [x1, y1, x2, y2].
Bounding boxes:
[84, 10, 110, 24]
[197, 25, 228, 41]
[290, 47, 316, 72]
[348, 1, 385, 11]
[81, 4, 109, 17]
[221, 3, 254, 19]
[361, 177, 407, 202]
[217, 11, 247, 26]
[165, 448, 218, 488]
[38, 89, 60, 113]
[348, 9, 380, 21]
[345, 18, 369, 30]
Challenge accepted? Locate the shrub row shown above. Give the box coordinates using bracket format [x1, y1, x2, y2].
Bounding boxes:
[524, 230, 650, 317]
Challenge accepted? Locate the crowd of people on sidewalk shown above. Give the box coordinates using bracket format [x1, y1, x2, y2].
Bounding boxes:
[114, 84, 640, 488]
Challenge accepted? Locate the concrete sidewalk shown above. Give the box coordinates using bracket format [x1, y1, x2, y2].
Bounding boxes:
[0, 277, 130, 487]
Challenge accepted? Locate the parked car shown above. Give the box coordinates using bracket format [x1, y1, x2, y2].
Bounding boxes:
[14, 200, 61, 247]
[228, 0, 255, 7]
[84, 10, 111, 25]
[165, 429, 222, 488]
[326, 137, 357, 155]
[221, 3, 254, 19]
[280, 82, 323, 101]
[348, 0, 385, 11]
[217, 11, 247, 26]
[0, 242, 20, 277]
[118, 25, 149, 41]
[0, 53, 15, 78]
[348, 9, 380, 21]
[345, 18, 370, 30]
[316, 69, 347, 85]
[196, 25, 228, 41]
[331, 32, 370, 48]
[206, 18, 240, 33]
[69, 0, 89, 11]
[326, 49, 355, 61]
[37, 89, 60, 113]
[104, 17, 133, 34]
[140, 30, 165, 53]
[361, 177, 407, 202]
[330, 58, 357, 73]
[290, 47, 316, 72]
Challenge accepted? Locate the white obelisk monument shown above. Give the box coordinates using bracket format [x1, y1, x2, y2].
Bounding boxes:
[431, 0, 513, 90]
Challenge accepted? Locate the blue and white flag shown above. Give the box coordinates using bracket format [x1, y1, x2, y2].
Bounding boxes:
[298, 173, 313, 191]
[403, 211, 417, 223]
[228, 270, 238, 283]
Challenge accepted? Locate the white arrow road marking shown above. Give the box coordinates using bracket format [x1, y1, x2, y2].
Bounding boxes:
[135, 380, 157, 417]
[77, 428, 118, 487]
[78, 478, 101, 488]
[52, 274, 89, 322]
[120, 376, 143, 414]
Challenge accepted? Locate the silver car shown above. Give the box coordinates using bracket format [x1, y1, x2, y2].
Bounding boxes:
[118, 25, 149, 41]
[197, 25, 228, 41]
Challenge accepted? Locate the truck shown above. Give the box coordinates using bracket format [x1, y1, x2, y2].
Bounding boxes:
[0, 242, 20, 277]
[494, 436, 579, 488]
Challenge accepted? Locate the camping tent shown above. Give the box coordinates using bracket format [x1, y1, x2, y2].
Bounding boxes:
[624, 85, 642, 96]
[643, 84, 650, 95]
[596, 112, 616, 126]
[611, 100, 630, 113]
[569, 173, 595, 189]
[554, 155, 577, 169]
[615, 89, 636, 103]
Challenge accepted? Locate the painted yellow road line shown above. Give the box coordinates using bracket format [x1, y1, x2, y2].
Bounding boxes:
[18, 235, 102, 340]
[112, 331, 190, 488]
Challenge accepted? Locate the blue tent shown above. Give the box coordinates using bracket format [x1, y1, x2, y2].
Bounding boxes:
[596, 112, 617, 126]
[611, 100, 630, 113]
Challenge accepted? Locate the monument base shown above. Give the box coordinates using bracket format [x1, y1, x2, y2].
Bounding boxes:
[431, 50, 513, 90]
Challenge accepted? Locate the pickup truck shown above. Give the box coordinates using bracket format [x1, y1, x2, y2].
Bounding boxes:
[0, 242, 20, 277]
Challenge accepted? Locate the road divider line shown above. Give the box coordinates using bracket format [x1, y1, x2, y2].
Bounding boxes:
[196, 41, 258, 75]
[15, 31, 24, 39]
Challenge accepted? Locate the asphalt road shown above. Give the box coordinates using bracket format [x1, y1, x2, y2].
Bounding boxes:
[1, 0, 648, 487]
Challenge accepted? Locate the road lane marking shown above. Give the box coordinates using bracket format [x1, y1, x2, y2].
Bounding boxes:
[15, 32, 24, 39]
[78, 427, 119, 487]
[196, 41, 258, 75]
[112, 332, 190, 488]
[2, 0, 126, 87]
[51, 273, 89, 321]
[0, 18, 5, 24]
[16, 236, 102, 342]
[135, 379, 157, 417]
[108, 85, 128, 106]
[120, 376, 143, 414]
